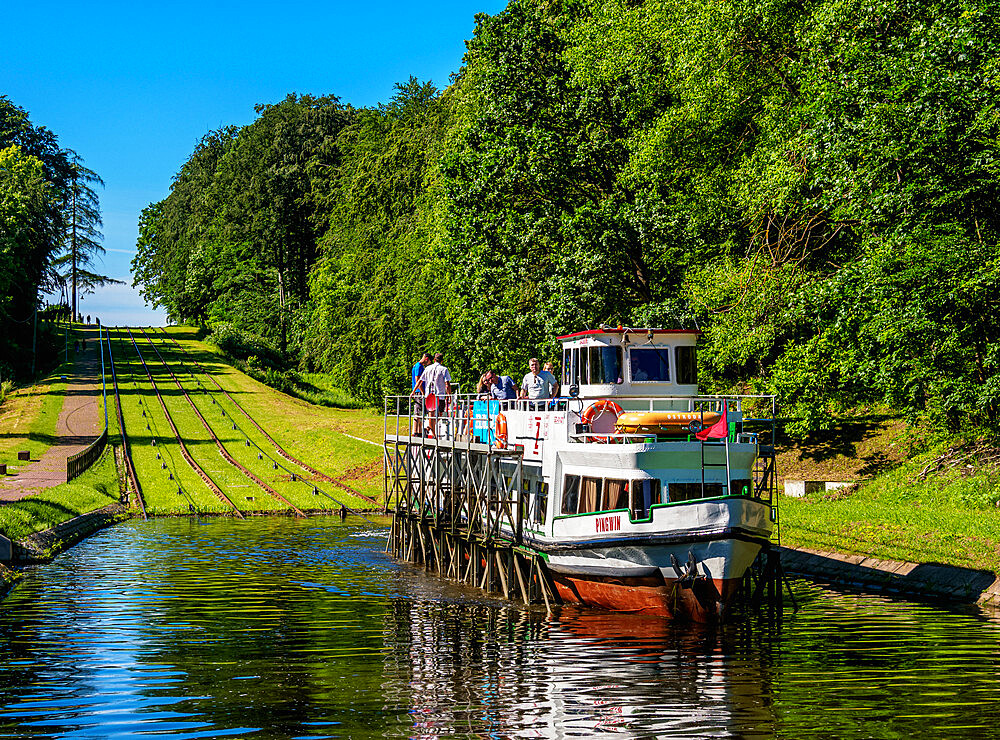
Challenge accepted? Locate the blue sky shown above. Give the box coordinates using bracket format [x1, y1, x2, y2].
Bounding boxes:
[3, 0, 505, 325]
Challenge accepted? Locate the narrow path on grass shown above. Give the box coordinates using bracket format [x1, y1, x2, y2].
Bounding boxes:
[0, 327, 102, 501]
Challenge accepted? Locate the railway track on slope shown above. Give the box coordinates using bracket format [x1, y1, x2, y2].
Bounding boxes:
[125, 328, 246, 518]
[138, 329, 307, 518]
[106, 327, 146, 518]
[155, 328, 380, 507]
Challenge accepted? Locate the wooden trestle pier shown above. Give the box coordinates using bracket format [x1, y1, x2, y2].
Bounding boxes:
[384, 423, 562, 610]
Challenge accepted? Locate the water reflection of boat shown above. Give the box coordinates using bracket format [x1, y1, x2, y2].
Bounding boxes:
[382, 593, 777, 738]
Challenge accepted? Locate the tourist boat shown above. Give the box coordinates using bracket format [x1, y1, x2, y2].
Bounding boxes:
[387, 327, 777, 621]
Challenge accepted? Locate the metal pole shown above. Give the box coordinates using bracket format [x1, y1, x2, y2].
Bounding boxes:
[30, 304, 37, 376]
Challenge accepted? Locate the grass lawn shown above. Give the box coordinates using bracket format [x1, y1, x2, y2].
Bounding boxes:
[110, 327, 235, 516]
[0, 444, 121, 541]
[778, 439, 1000, 573]
[104, 327, 384, 517]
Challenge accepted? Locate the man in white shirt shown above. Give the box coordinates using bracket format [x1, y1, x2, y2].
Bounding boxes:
[414, 353, 452, 415]
[520, 358, 557, 400]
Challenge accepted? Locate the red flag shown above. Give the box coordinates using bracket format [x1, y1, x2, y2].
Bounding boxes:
[696, 401, 728, 441]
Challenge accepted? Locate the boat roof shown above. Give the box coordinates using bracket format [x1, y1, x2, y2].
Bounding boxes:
[556, 328, 701, 341]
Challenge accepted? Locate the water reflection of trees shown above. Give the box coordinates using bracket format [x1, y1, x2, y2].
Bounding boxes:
[381, 595, 780, 738]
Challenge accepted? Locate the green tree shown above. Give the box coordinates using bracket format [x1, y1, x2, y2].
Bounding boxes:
[51, 153, 121, 319]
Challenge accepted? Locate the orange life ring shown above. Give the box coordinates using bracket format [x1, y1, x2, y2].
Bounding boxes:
[495, 413, 508, 448]
[581, 400, 623, 442]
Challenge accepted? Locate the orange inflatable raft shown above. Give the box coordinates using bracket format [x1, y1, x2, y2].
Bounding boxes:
[615, 411, 722, 434]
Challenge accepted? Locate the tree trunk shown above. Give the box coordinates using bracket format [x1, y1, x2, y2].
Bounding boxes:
[71, 178, 78, 321]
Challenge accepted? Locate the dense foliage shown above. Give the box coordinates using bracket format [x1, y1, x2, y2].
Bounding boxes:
[132, 0, 1000, 436]
[0, 97, 109, 379]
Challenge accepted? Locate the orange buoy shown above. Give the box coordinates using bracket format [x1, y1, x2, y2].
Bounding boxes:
[495, 413, 508, 448]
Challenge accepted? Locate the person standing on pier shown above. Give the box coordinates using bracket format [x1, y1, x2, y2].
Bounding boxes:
[414, 353, 453, 419]
[411, 352, 431, 391]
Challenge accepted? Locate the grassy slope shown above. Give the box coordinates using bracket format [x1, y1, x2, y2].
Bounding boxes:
[111, 328, 234, 515]
[158, 326, 384, 499]
[111, 326, 384, 518]
[777, 420, 1000, 573]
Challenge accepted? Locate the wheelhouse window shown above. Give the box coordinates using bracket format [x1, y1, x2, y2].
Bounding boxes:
[566, 345, 623, 385]
[579, 345, 622, 385]
[629, 347, 670, 382]
[676, 345, 697, 385]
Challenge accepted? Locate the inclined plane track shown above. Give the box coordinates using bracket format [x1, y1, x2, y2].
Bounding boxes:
[106, 327, 146, 518]
[136, 328, 307, 517]
[103, 325, 377, 518]
[124, 327, 247, 518]
[153, 328, 380, 507]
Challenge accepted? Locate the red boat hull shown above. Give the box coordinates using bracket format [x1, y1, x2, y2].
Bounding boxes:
[551, 572, 742, 622]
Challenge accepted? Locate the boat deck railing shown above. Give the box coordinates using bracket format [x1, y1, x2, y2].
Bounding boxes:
[384, 393, 777, 447]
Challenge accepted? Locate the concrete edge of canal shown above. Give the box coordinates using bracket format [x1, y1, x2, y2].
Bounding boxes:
[779, 545, 1000, 611]
[0, 503, 131, 600]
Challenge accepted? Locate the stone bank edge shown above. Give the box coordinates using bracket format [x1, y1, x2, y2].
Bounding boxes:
[779, 546, 1000, 610]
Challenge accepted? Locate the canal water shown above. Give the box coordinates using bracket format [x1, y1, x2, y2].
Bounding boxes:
[1, 517, 999, 739]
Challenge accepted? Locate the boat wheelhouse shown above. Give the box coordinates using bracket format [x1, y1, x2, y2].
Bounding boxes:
[384, 327, 777, 621]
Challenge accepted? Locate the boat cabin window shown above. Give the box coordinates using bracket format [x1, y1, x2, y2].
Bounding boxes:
[668, 479, 752, 502]
[629, 347, 670, 382]
[579, 476, 603, 513]
[535, 481, 548, 524]
[630, 479, 661, 519]
[604, 478, 628, 511]
[562, 476, 673, 517]
[562, 475, 580, 515]
[676, 346, 697, 385]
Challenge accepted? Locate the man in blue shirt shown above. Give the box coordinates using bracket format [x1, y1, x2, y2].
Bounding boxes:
[411, 352, 431, 390]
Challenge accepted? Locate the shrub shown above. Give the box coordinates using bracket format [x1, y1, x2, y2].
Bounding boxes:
[0, 379, 13, 407]
[208, 323, 286, 369]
